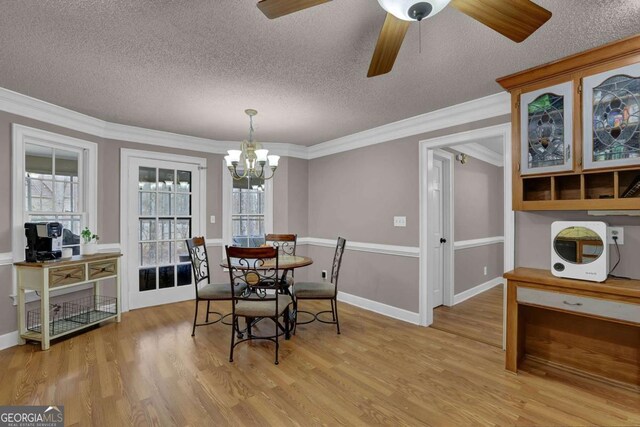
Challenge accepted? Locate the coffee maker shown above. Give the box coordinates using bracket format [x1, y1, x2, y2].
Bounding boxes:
[24, 222, 63, 262]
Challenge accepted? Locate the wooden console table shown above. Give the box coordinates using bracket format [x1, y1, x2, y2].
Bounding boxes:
[504, 268, 640, 388]
[14, 252, 122, 350]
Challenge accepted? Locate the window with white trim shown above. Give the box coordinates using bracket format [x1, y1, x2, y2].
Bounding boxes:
[222, 160, 273, 250]
[12, 125, 98, 262]
[232, 176, 265, 247]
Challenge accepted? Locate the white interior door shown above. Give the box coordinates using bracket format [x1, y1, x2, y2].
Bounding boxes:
[127, 158, 201, 310]
[430, 158, 445, 308]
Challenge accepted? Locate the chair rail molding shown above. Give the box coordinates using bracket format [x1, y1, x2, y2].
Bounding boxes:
[298, 237, 419, 258]
[0, 86, 510, 161]
[454, 236, 505, 250]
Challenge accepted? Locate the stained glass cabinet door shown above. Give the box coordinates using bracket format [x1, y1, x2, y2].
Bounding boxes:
[583, 62, 640, 170]
[519, 82, 574, 175]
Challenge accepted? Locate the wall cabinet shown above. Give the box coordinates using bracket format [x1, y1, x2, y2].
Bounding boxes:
[498, 34, 640, 211]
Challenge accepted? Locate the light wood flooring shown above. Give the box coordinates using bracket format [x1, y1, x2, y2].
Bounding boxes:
[1, 299, 639, 426]
[432, 285, 504, 348]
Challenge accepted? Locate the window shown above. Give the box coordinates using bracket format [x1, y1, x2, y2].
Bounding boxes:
[222, 160, 273, 250]
[12, 125, 98, 264]
[24, 144, 83, 254]
[232, 176, 265, 247]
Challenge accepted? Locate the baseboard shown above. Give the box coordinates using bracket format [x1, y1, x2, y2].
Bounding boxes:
[0, 330, 20, 351]
[453, 277, 503, 305]
[337, 291, 419, 325]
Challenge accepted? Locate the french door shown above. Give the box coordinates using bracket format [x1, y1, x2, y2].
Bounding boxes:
[127, 157, 202, 310]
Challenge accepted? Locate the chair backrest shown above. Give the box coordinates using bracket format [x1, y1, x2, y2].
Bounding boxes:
[265, 233, 297, 256]
[331, 237, 347, 287]
[225, 246, 280, 307]
[186, 236, 210, 286]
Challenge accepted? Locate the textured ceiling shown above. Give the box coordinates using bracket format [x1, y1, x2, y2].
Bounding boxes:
[1, 1, 639, 146]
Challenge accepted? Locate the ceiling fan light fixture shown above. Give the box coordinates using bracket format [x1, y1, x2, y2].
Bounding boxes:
[377, 0, 451, 21]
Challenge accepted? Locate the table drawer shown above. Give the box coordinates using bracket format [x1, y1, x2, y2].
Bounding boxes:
[49, 265, 86, 288]
[517, 287, 640, 324]
[88, 259, 117, 280]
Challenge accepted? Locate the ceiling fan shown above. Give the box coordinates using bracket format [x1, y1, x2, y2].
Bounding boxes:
[256, 0, 552, 77]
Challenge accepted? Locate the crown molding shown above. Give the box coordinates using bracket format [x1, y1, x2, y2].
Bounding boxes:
[455, 142, 504, 167]
[307, 92, 510, 159]
[0, 86, 510, 161]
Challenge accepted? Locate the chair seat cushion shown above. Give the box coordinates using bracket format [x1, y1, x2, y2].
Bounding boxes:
[293, 281, 336, 298]
[198, 283, 246, 300]
[235, 294, 292, 317]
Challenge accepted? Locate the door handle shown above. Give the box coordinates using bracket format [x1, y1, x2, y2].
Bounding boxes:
[440, 238, 447, 244]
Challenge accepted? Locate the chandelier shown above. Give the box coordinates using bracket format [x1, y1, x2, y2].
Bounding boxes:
[224, 109, 279, 180]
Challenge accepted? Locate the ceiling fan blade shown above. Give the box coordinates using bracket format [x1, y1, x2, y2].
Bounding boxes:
[368, 13, 411, 78]
[257, 0, 331, 19]
[449, 0, 551, 43]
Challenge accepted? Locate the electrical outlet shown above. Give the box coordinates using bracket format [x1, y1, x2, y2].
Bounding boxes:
[607, 227, 624, 245]
[321, 270, 327, 280]
[210, 215, 216, 224]
[483, 266, 487, 276]
[393, 216, 407, 227]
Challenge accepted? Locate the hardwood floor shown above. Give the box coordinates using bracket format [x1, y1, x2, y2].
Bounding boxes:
[1, 298, 639, 426]
[432, 285, 504, 348]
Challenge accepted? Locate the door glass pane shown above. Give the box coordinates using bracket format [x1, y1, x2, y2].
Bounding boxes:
[176, 170, 191, 193]
[527, 93, 567, 169]
[176, 194, 190, 215]
[139, 192, 156, 216]
[175, 219, 191, 240]
[139, 167, 156, 191]
[139, 219, 156, 241]
[159, 266, 175, 289]
[139, 268, 156, 292]
[158, 242, 173, 265]
[158, 193, 173, 216]
[158, 219, 174, 240]
[140, 242, 157, 266]
[176, 241, 189, 263]
[177, 264, 191, 286]
[592, 74, 640, 162]
[158, 169, 175, 192]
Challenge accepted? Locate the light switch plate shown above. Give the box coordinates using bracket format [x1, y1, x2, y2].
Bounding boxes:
[210, 215, 216, 224]
[393, 216, 407, 227]
[607, 227, 624, 245]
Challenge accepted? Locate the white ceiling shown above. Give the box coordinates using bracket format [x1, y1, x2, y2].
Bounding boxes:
[1, 1, 639, 145]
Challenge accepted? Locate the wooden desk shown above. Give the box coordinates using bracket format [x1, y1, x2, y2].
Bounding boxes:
[14, 252, 122, 350]
[504, 268, 640, 389]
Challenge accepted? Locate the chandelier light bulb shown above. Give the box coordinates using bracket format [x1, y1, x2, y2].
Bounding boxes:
[224, 155, 233, 167]
[267, 155, 280, 167]
[227, 150, 242, 163]
[376, 0, 451, 21]
[255, 149, 269, 162]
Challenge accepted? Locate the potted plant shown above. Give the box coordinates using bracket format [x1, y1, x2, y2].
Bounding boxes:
[80, 227, 99, 255]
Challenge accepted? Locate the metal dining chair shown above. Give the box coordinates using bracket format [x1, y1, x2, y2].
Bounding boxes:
[226, 245, 293, 365]
[185, 237, 246, 336]
[293, 237, 346, 334]
[264, 233, 297, 290]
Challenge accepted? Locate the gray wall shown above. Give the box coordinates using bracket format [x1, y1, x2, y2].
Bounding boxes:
[516, 211, 640, 279]
[451, 153, 504, 294]
[306, 115, 510, 312]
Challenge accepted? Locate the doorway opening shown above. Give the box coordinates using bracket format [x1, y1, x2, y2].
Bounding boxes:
[418, 123, 514, 349]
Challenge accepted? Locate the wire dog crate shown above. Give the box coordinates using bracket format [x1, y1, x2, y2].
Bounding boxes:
[27, 295, 117, 336]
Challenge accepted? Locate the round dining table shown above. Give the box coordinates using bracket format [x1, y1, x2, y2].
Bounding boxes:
[219, 254, 313, 270]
